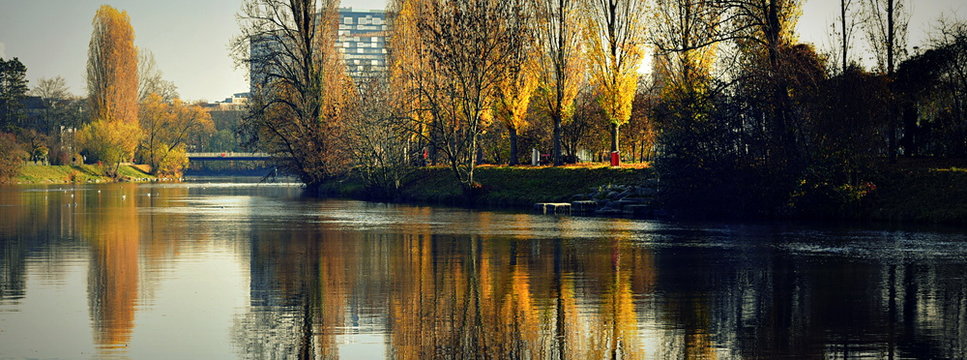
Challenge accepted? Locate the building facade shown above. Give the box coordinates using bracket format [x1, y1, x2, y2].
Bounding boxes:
[336, 8, 388, 82]
[249, 8, 388, 93]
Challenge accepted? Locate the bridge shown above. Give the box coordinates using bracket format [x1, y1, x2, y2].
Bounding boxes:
[187, 152, 273, 161]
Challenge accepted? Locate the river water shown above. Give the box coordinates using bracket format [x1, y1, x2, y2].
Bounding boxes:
[0, 182, 965, 359]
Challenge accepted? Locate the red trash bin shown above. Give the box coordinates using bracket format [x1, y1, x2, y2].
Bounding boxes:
[610, 151, 620, 167]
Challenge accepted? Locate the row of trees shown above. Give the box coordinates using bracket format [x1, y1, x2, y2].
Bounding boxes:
[236, 0, 966, 213]
[235, 0, 652, 192]
[81, 5, 217, 176]
[0, 5, 216, 182]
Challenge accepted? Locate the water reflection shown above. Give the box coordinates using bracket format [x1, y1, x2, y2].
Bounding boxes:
[0, 184, 966, 359]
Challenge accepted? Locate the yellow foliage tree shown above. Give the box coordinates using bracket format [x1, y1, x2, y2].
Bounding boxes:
[137, 93, 214, 176]
[652, 0, 721, 94]
[87, 5, 139, 125]
[77, 119, 140, 174]
[391, 0, 531, 189]
[533, 0, 585, 165]
[494, 54, 540, 165]
[388, 0, 434, 161]
[583, 0, 649, 162]
[83, 5, 140, 172]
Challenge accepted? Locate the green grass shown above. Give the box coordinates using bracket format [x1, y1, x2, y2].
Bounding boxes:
[14, 164, 156, 184]
[323, 165, 655, 209]
[117, 164, 154, 179]
[865, 168, 967, 224]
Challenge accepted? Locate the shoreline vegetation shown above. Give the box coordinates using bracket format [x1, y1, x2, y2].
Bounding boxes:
[1, 3, 965, 229]
[9, 160, 967, 225]
[12, 164, 162, 184]
[314, 161, 967, 225]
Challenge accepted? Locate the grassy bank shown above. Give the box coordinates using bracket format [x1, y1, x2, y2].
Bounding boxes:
[14, 164, 156, 184]
[321, 164, 655, 209]
[866, 167, 967, 224]
[318, 161, 967, 225]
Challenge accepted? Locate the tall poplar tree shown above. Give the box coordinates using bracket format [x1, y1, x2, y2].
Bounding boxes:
[81, 5, 140, 171]
[87, 5, 139, 125]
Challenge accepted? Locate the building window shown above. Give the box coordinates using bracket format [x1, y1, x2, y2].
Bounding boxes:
[344, 17, 353, 24]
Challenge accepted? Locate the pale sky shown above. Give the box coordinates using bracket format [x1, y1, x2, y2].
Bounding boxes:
[0, 0, 963, 102]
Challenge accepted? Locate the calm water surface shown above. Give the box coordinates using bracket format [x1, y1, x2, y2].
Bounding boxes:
[0, 182, 965, 359]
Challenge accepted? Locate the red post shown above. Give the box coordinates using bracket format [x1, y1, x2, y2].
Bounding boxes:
[610, 151, 620, 167]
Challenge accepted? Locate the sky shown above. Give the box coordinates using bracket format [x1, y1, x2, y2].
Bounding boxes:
[0, 0, 963, 102]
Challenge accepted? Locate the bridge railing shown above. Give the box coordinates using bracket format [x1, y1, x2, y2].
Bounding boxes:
[187, 152, 273, 160]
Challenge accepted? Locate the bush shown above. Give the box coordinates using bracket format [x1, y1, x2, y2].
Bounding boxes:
[0, 132, 27, 183]
[77, 119, 141, 175]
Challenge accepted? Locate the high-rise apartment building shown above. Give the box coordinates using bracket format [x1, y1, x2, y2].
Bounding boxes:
[336, 8, 388, 82]
[249, 8, 388, 93]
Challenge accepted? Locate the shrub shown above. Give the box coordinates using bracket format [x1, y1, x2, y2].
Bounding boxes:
[0, 132, 27, 183]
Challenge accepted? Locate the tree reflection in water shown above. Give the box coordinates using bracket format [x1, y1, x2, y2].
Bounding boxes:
[228, 206, 967, 359]
[1, 187, 966, 359]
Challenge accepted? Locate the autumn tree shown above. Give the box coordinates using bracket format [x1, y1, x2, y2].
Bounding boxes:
[137, 94, 214, 176]
[345, 76, 418, 198]
[233, 0, 353, 189]
[87, 5, 139, 125]
[533, 0, 585, 166]
[650, 0, 722, 168]
[583, 0, 649, 165]
[82, 5, 140, 173]
[651, 0, 721, 95]
[494, 40, 539, 166]
[0, 132, 27, 183]
[401, 0, 530, 189]
[387, 0, 434, 164]
[562, 82, 607, 161]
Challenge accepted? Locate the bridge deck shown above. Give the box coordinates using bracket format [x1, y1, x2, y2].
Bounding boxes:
[187, 152, 272, 161]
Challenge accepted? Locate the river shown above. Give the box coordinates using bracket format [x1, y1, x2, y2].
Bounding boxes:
[0, 181, 965, 359]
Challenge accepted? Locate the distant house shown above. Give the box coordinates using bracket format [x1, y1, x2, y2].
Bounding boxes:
[20, 96, 47, 131]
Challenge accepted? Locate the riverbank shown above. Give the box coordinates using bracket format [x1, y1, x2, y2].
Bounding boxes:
[13, 164, 159, 184]
[866, 167, 967, 224]
[317, 162, 967, 225]
[320, 164, 655, 209]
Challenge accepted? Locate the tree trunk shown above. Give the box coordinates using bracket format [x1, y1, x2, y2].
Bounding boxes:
[887, 0, 898, 163]
[610, 123, 619, 153]
[509, 126, 519, 166]
[841, 0, 848, 72]
[901, 104, 918, 156]
[553, 113, 563, 166]
[888, 121, 898, 163]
